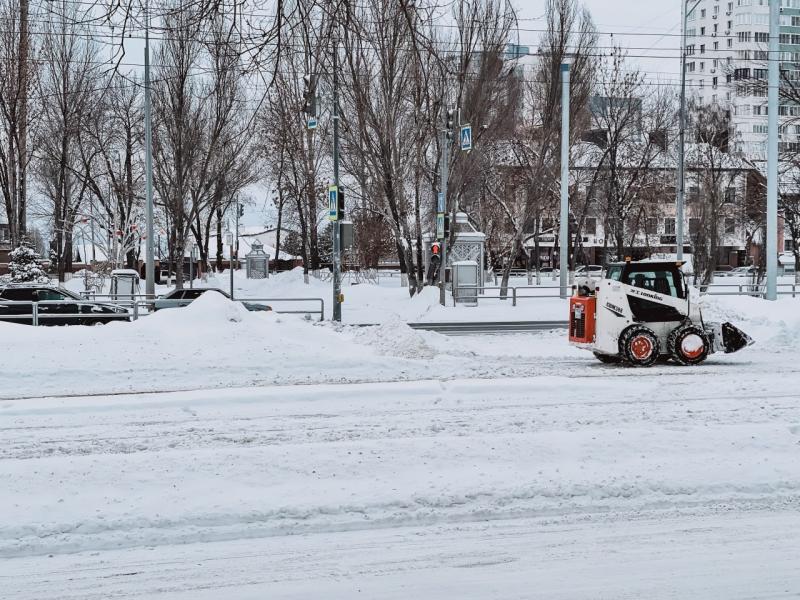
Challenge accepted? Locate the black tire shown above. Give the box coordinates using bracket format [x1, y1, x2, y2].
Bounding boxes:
[669, 324, 709, 365]
[619, 325, 660, 367]
[593, 352, 621, 364]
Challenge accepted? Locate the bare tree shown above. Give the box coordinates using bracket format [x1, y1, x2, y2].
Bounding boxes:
[0, 0, 35, 245]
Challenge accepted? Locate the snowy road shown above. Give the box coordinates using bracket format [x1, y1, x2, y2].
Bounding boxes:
[3, 362, 800, 598]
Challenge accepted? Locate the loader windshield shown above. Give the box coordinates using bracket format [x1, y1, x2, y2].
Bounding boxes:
[621, 266, 685, 298]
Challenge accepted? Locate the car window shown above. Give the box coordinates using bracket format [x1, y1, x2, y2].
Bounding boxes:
[0, 288, 34, 301]
[165, 290, 184, 299]
[183, 290, 204, 299]
[37, 289, 67, 301]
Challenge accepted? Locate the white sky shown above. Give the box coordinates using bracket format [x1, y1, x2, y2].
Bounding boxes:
[515, 0, 683, 84]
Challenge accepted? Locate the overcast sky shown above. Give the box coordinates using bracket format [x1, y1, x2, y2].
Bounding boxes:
[515, 0, 683, 83]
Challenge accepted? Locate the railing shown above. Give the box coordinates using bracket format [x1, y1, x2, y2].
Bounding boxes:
[699, 282, 799, 297]
[453, 285, 563, 306]
[0, 295, 325, 325]
[0, 300, 131, 326]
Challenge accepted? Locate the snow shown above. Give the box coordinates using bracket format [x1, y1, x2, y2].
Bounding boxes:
[3, 281, 800, 598]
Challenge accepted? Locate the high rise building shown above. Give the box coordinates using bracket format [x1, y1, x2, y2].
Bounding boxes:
[684, 0, 800, 163]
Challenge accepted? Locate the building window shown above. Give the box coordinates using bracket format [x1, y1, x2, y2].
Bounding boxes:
[584, 217, 597, 236]
[737, 32, 752, 43]
[725, 187, 737, 203]
[754, 124, 769, 134]
[728, 38, 734, 48]
[665, 218, 676, 235]
[714, 41, 719, 50]
[701, 26, 706, 36]
[645, 218, 659, 235]
[713, 76, 719, 87]
[701, 8, 706, 17]
[786, 239, 794, 252]
[689, 218, 701, 234]
[725, 218, 736, 234]
[700, 44, 706, 54]
[754, 32, 769, 43]
[700, 62, 705, 71]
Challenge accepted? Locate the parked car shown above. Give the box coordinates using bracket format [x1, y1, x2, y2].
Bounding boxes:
[726, 266, 758, 277]
[575, 264, 603, 277]
[153, 288, 272, 312]
[0, 285, 131, 326]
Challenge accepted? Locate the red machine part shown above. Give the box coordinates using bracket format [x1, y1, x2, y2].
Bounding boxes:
[569, 296, 596, 344]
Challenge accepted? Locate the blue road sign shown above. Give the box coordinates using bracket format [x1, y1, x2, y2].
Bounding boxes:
[436, 213, 445, 239]
[329, 185, 338, 221]
[307, 117, 318, 130]
[437, 192, 445, 213]
[460, 124, 472, 151]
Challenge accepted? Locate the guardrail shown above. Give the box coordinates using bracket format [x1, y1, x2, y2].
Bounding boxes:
[453, 285, 563, 306]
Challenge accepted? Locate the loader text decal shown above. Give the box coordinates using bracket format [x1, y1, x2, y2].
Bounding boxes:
[627, 287, 664, 302]
[604, 301, 625, 317]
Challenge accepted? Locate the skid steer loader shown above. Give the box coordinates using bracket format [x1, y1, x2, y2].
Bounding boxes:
[568, 259, 752, 367]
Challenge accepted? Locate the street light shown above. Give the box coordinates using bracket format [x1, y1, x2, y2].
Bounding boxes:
[559, 54, 573, 299]
[677, 0, 702, 262]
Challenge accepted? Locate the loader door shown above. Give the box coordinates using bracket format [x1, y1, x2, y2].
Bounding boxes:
[620, 264, 687, 323]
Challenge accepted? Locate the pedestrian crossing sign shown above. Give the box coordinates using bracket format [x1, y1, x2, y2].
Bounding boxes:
[460, 124, 472, 152]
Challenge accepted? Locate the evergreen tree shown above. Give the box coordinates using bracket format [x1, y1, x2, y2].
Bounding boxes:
[4, 245, 49, 283]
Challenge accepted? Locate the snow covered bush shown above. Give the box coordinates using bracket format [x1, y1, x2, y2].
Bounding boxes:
[1, 245, 50, 284]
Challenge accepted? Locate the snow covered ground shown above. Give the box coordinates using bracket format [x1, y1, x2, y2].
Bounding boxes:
[2, 284, 800, 598]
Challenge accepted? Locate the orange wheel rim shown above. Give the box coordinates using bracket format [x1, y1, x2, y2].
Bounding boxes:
[681, 334, 705, 359]
[630, 336, 653, 360]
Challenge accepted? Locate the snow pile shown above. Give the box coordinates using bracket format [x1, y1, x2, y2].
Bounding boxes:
[700, 295, 800, 352]
[348, 317, 442, 359]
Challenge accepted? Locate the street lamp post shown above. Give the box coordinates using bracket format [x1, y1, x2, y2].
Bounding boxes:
[766, 0, 779, 300]
[559, 58, 572, 299]
[677, 0, 702, 262]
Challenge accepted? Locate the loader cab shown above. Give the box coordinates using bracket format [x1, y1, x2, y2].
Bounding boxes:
[605, 261, 687, 299]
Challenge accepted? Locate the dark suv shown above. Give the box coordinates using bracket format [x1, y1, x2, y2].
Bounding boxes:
[153, 288, 271, 312]
[0, 285, 131, 326]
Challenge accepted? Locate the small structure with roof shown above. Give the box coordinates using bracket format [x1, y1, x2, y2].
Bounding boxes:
[245, 240, 270, 279]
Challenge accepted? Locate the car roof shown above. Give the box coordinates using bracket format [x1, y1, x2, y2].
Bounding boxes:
[607, 260, 685, 268]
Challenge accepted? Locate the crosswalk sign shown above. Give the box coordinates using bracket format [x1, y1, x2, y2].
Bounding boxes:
[328, 185, 338, 221]
[460, 124, 472, 152]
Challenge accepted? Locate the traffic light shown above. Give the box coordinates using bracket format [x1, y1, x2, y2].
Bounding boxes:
[431, 241, 441, 256]
[238, 203, 244, 218]
[302, 74, 317, 116]
[443, 214, 451, 237]
[445, 108, 455, 139]
[338, 189, 345, 220]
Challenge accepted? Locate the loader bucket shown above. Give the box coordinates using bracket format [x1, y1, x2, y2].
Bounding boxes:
[720, 322, 753, 354]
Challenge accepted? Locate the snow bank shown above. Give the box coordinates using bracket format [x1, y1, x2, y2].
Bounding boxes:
[348, 317, 442, 359]
[701, 295, 800, 352]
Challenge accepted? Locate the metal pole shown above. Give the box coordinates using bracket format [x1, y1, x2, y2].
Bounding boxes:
[89, 198, 96, 267]
[439, 128, 450, 306]
[144, 0, 155, 299]
[766, 0, 779, 300]
[677, 0, 688, 262]
[189, 246, 194, 289]
[332, 31, 342, 321]
[559, 61, 571, 299]
[229, 241, 234, 298]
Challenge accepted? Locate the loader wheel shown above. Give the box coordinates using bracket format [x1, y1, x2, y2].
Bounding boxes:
[619, 325, 660, 367]
[669, 324, 709, 365]
[593, 352, 621, 364]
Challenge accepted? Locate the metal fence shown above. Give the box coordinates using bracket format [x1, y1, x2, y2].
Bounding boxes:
[0, 295, 325, 326]
[452, 285, 562, 306]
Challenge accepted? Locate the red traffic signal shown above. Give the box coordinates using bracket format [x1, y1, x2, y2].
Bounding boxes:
[431, 242, 441, 255]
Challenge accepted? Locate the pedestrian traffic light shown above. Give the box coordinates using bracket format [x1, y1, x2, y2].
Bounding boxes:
[443, 214, 451, 237]
[431, 241, 441, 256]
[302, 74, 317, 116]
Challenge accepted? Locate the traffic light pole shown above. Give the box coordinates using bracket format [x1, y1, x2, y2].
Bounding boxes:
[332, 33, 342, 321]
[143, 0, 155, 300]
[439, 128, 450, 306]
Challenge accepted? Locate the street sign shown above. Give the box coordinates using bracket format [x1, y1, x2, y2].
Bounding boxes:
[436, 213, 445, 239]
[460, 124, 472, 152]
[328, 185, 338, 221]
[437, 192, 445, 213]
[307, 116, 318, 130]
